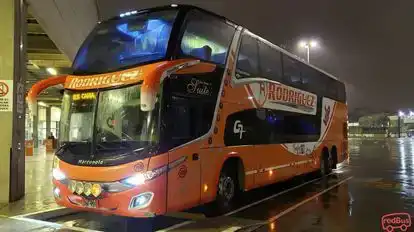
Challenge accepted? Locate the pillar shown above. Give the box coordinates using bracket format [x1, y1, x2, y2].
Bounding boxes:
[0, 0, 26, 203]
[33, 113, 38, 148]
[46, 106, 51, 137]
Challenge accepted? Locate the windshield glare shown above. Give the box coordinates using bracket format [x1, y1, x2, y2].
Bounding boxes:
[59, 85, 159, 149]
[72, 10, 177, 75]
[95, 85, 159, 146]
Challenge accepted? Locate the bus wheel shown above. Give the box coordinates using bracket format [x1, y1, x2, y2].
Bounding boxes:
[320, 148, 332, 176]
[331, 146, 338, 170]
[216, 165, 239, 210]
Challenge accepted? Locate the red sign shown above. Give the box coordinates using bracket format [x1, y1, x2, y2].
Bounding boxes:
[178, 165, 187, 178]
[381, 212, 411, 232]
[246, 82, 317, 114]
[267, 83, 315, 108]
[0, 82, 9, 97]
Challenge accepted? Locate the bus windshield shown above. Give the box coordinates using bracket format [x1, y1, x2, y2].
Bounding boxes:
[72, 10, 178, 75]
[59, 85, 160, 151]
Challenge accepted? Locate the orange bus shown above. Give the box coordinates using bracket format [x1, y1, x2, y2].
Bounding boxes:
[35, 4, 348, 218]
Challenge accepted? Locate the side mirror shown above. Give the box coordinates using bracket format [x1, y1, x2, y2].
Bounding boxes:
[140, 87, 156, 112]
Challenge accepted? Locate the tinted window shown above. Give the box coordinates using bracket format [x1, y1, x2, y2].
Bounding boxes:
[224, 109, 270, 146]
[180, 10, 235, 65]
[337, 82, 346, 102]
[259, 41, 282, 82]
[269, 110, 320, 143]
[325, 76, 338, 100]
[280, 54, 346, 103]
[236, 33, 259, 78]
[162, 74, 219, 149]
[224, 108, 321, 146]
[73, 10, 178, 75]
[282, 55, 303, 86]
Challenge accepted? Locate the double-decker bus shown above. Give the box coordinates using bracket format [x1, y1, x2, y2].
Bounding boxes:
[29, 4, 348, 218]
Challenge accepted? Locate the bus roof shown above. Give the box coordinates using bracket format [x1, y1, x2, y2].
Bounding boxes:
[110, 4, 341, 82]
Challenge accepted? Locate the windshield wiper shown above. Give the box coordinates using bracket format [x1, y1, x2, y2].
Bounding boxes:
[96, 141, 133, 151]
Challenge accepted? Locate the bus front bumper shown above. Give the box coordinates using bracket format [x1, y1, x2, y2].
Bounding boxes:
[52, 176, 167, 218]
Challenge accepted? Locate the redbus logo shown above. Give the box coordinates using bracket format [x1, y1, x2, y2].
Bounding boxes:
[382, 213, 412, 232]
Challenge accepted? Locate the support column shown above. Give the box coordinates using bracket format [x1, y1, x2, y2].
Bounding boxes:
[0, 0, 26, 203]
[33, 114, 38, 148]
[45, 106, 51, 137]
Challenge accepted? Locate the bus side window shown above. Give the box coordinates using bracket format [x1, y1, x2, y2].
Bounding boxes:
[258, 41, 282, 82]
[236, 33, 259, 78]
[166, 96, 216, 148]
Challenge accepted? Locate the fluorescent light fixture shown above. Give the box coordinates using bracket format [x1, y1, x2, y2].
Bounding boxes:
[46, 67, 57, 75]
[38, 101, 48, 107]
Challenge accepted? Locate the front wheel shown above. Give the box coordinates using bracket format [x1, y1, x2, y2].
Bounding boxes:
[216, 166, 240, 211]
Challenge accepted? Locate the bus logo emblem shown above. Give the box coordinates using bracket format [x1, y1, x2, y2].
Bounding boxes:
[134, 162, 145, 172]
[233, 120, 246, 139]
[178, 165, 187, 178]
[381, 212, 411, 232]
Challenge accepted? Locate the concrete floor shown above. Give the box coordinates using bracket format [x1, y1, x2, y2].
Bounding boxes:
[0, 148, 59, 216]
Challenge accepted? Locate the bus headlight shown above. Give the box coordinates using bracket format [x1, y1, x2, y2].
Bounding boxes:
[121, 173, 146, 187]
[52, 168, 66, 181]
[120, 165, 168, 188]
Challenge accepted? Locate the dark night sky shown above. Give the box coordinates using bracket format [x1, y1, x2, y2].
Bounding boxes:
[98, 0, 414, 113]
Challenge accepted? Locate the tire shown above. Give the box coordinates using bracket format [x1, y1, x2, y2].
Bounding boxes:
[216, 165, 240, 211]
[331, 147, 338, 170]
[320, 149, 332, 176]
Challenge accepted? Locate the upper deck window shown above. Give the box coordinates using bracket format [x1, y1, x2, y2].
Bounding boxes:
[72, 10, 178, 75]
[179, 10, 236, 65]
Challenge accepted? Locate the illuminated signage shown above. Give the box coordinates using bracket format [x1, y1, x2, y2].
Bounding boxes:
[73, 92, 96, 101]
[65, 69, 143, 90]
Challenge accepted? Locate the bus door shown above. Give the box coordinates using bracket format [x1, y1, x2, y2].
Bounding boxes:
[165, 96, 215, 211]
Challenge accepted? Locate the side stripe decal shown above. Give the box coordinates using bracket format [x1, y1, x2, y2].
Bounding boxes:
[245, 160, 313, 175]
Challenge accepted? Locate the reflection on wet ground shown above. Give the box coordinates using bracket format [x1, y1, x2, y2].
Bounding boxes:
[0, 149, 60, 216]
[253, 138, 414, 232]
[3, 138, 414, 232]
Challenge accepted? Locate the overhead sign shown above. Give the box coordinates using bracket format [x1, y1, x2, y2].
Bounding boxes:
[73, 92, 96, 101]
[0, 80, 13, 112]
[65, 69, 144, 90]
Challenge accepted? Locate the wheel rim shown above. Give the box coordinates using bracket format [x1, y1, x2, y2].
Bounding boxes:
[219, 176, 235, 201]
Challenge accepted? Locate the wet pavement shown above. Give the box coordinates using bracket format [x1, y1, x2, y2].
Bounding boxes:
[2, 138, 414, 231]
[0, 149, 60, 216]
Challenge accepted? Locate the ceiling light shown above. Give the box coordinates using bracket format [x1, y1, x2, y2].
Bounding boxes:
[46, 67, 57, 75]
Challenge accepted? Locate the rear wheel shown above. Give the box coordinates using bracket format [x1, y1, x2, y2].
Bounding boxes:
[331, 146, 338, 170]
[320, 149, 332, 176]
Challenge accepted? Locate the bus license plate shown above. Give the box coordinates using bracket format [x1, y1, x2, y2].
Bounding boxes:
[85, 200, 97, 208]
